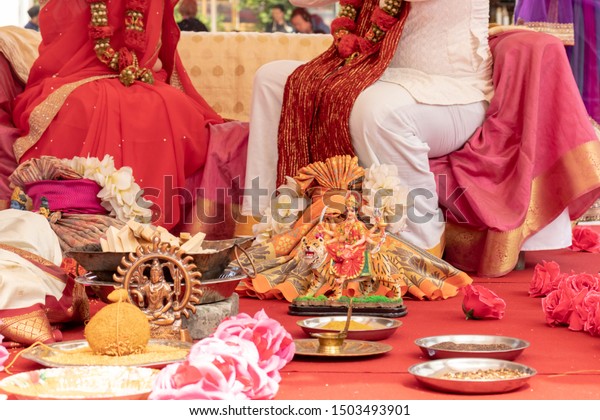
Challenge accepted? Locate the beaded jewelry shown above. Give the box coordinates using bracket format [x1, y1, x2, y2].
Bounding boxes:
[331, 0, 404, 61]
[88, 0, 154, 86]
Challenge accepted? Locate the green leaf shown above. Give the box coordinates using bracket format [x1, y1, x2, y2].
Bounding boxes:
[462, 304, 477, 320]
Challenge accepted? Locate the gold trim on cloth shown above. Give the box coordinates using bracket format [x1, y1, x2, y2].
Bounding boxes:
[13, 75, 116, 161]
[169, 68, 185, 92]
[0, 244, 67, 284]
[578, 199, 600, 223]
[522, 22, 574, 46]
[444, 140, 600, 277]
[0, 309, 54, 345]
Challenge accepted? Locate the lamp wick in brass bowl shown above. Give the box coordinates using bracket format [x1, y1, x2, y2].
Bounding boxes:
[311, 298, 353, 354]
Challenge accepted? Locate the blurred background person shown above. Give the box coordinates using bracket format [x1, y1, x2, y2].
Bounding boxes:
[265, 4, 293, 33]
[177, 0, 209, 32]
[24, 5, 40, 31]
[290, 7, 329, 34]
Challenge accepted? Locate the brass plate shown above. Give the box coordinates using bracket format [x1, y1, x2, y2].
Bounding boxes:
[21, 339, 191, 368]
[297, 316, 402, 341]
[408, 358, 537, 394]
[414, 334, 529, 360]
[0, 366, 157, 400]
[293, 339, 392, 358]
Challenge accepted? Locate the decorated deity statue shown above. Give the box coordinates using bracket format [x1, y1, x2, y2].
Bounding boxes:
[317, 192, 385, 297]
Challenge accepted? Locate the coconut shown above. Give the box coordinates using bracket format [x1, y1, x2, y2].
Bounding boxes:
[84, 289, 150, 356]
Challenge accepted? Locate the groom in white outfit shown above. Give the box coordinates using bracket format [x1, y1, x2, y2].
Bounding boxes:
[242, 0, 570, 257]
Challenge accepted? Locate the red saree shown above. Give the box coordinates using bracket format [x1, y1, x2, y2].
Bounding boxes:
[430, 29, 600, 277]
[12, 0, 224, 230]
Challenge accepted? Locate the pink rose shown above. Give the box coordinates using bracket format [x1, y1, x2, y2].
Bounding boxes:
[582, 291, 600, 337]
[0, 334, 9, 372]
[542, 288, 574, 326]
[150, 336, 279, 400]
[570, 227, 600, 252]
[213, 310, 295, 380]
[188, 336, 279, 400]
[461, 284, 506, 320]
[529, 260, 563, 297]
[149, 360, 248, 400]
[150, 311, 294, 400]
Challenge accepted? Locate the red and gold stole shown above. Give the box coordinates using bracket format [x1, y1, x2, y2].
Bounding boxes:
[276, 0, 410, 186]
[0, 244, 71, 345]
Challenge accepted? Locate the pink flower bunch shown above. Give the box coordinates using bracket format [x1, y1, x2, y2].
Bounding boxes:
[0, 334, 9, 372]
[569, 226, 600, 253]
[149, 310, 295, 400]
[531, 261, 600, 337]
[461, 284, 506, 320]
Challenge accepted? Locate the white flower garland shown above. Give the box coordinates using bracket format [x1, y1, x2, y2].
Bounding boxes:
[63, 154, 153, 222]
[252, 176, 309, 244]
[362, 163, 407, 234]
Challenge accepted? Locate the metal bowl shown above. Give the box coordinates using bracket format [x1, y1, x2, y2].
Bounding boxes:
[415, 334, 530, 360]
[66, 237, 252, 282]
[76, 268, 244, 305]
[297, 316, 402, 341]
[408, 358, 537, 394]
[0, 366, 158, 400]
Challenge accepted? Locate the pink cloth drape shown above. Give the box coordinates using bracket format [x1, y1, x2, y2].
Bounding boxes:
[0, 55, 21, 207]
[430, 30, 600, 275]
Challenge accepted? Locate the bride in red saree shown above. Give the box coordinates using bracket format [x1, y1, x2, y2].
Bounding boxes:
[11, 0, 232, 231]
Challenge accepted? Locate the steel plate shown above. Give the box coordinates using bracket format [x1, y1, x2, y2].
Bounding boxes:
[408, 358, 536, 394]
[0, 366, 158, 400]
[414, 334, 530, 360]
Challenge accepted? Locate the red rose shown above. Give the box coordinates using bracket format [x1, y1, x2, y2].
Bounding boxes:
[559, 272, 600, 297]
[541, 288, 573, 326]
[570, 226, 600, 253]
[582, 291, 600, 336]
[461, 284, 506, 320]
[529, 260, 563, 297]
[567, 289, 590, 331]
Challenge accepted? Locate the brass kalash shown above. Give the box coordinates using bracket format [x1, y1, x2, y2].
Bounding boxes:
[113, 235, 202, 342]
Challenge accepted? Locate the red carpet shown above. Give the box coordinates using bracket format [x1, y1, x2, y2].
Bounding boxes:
[2, 242, 600, 400]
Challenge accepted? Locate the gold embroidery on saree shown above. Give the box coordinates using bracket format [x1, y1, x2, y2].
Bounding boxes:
[13, 75, 116, 161]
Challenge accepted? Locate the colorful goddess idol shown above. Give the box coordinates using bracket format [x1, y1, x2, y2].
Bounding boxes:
[315, 193, 382, 296]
